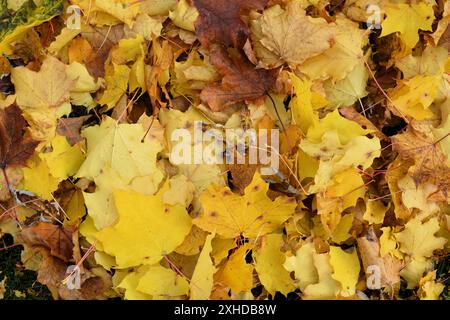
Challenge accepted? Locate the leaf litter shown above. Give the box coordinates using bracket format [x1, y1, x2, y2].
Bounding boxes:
[0, 0, 449, 300]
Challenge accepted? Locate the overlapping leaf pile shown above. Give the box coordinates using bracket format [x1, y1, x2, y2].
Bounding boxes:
[0, 0, 449, 300]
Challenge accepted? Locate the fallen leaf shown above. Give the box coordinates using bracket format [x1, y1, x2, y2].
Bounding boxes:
[200, 45, 275, 111]
[193, 0, 268, 48]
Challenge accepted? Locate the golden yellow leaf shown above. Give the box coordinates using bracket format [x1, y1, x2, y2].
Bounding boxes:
[216, 243, 254, 293]
[254, 234, 295, 296]
[400, 258, 433, 289]
[300, 16, 368, 82]
[11, 56, 76, 142]
[363, 200, 389, 225]
[396, 216, 447, 259]
[380, 3, 434, 48]
[169, 0, 198, 32]
[418, 271, 444, 300]
[97, 64, 130, 110]
[136, 265, 189, 298]
[389, 75, 440, 120]
[94, 188, 192, 268]
[21, 157, 60, 200]
[76, 116, 163, 184]
[190, 233, 216, 300]
[194, 172, 296, 239]
[39, 135, 85, 180]
[329, 246, 360, 297]
[283, 242, 318, 291]
[95, 0, 140, 27]
[303, 253, 340, 299]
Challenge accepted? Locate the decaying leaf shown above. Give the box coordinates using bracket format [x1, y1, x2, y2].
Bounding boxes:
[200, 45, 275, 111]
[0, 0, 449, 302]
[0, 103, 38, 169]
[193, 0, 268, 48]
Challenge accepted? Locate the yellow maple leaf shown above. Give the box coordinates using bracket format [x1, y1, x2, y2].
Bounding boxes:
[140, 0, 177, 16]
[48, 27, 81, 55]
[283, 242, 318, 291]
[171, 50, 218, 98]
[83, 166, 129, 229]
[323, 62, 369, 109]
[398, 175, 439, 214]
[380, 3, 434, 49]
[159, 107, 226, 212]
[11, 56, 76, 143]
[379, 226, 403, 259]
[329, 246, 360, 297]
[418, 271, 444, 300]
[21, 156, 60, 201]
[169, 0, 198, 32]
[303, 252, 340, 299]
[193, 172, 296, 239]
[400, 258, 433, 289]
[175, 226, 208, 256]
[76, 116, 163, 184]
[254, 234, 295, 296]
[300, 16, 368, 82]
[331, 213, 355, 244]
[396, 216, 447, 259]
[300, 129, 380, 192]
[396, 46, 448, 80]
[63, 189, 86, 226]
[12, 56, 75, 109]
[117, 266, 152, 300]
[289, 74, 325, 134]
[124, 13, 163, 40]
[363, 200, 389, 225]
[211, 238, 236, 266]
[389, 75, 440, 120]
[95, 0, 140, 27]
[306, 109, 372, 144]
[136, 265, 189, 298]
[39, 135, 85, 180]
[190, 233, 216, 300]
[66, 61, 103, 109]
[162, 174, 196, 208]
[97, 63, 131, 110]
[94, 188, 192, 268]
[216, 243, 254, 293]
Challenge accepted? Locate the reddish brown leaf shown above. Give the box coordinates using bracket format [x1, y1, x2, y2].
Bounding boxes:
[0, 104, 38, 169]
[21, 222, 75, 262]
[228, 163, 259, 195]
[193, 0, 268, 48]
[200, 45, 275, 111]
[35, 247, 67, 288]
[27, 245, 111, 300]
[57, 116, 90, 146]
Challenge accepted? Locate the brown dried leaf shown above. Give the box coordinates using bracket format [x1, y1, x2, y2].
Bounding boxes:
[193, 0, 268, 48]
[56, 116, 90, 146]
[200, 45, 275, 111]
[228, 163, 259, 194]
[0, 104, 38, 169]
[21, 222, 75, 262]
